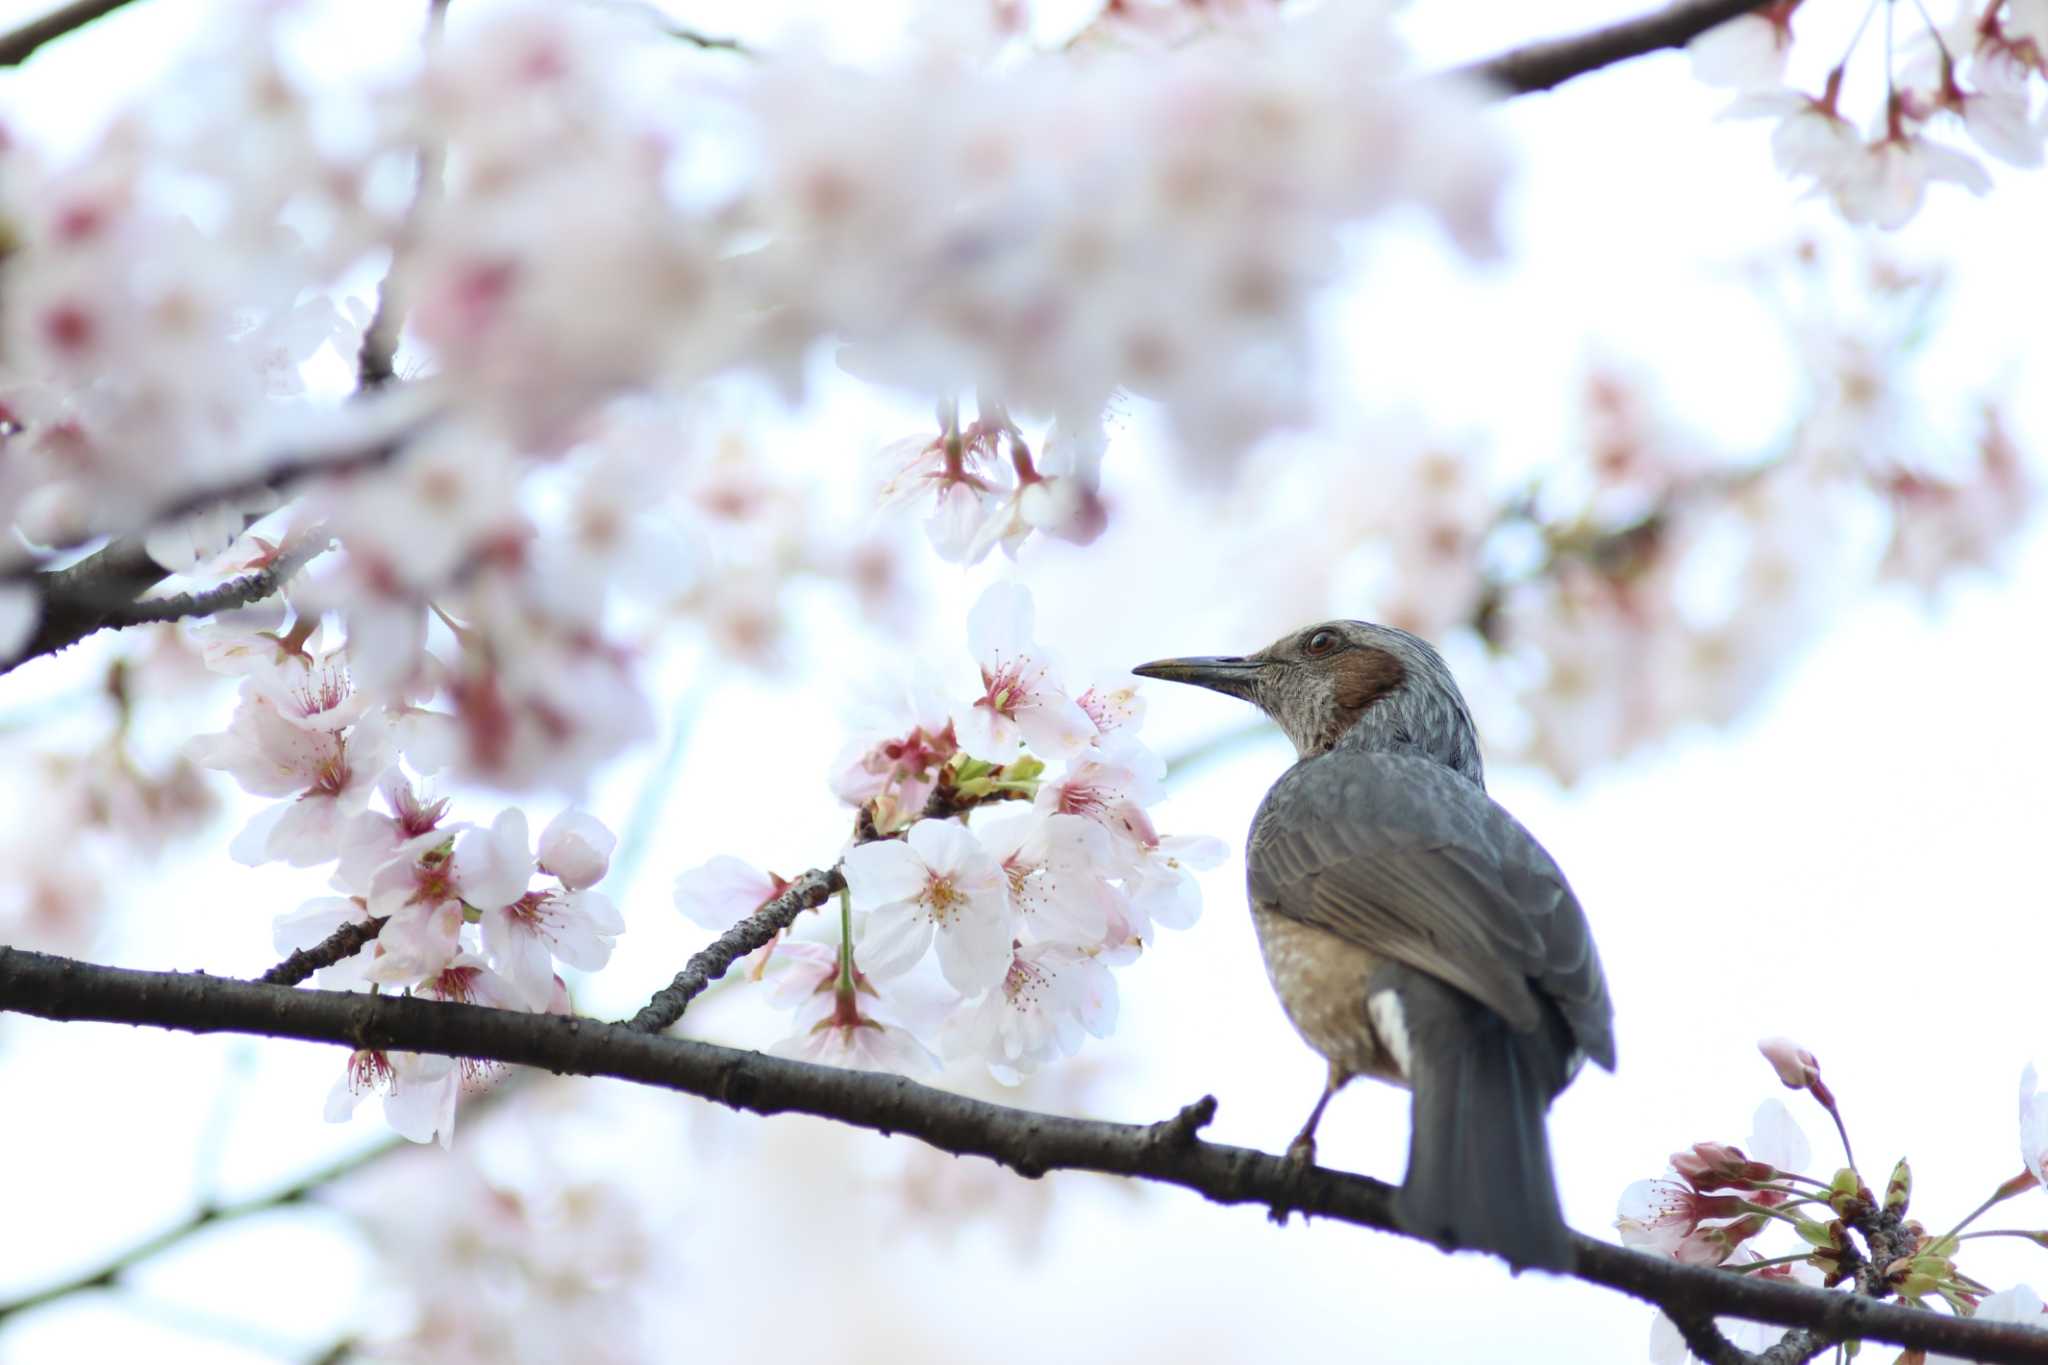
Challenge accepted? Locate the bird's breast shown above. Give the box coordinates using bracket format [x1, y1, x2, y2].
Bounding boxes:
[1250, 906, 1407, 1088]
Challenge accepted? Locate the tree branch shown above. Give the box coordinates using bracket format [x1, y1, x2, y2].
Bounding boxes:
[260, 915, 388, 988]
[4, 947, 2048, 1364]
[626, 867, 843, 1034]
[0, 0, 137, 66]
[1451, 0, 1775, 98]
[630, 777, 1033, 1033]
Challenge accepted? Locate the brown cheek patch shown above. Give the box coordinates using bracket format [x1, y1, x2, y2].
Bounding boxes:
[1331, 648, 1406, 720]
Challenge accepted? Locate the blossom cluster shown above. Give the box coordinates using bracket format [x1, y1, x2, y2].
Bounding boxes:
[1691, 1, 2048, 227]
[676, 582, 1220, 1082]
[1620, 1037, 2048, 1364]
[1226, 247, 2037, 783]
[189, 617, 623, 1146]
[0, 0, 1503, 593]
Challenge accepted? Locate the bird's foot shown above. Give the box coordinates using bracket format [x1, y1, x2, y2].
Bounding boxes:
[1269, 1135, 1319, 1225]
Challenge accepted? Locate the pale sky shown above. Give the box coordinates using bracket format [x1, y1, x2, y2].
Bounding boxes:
[2, 2, 2045, 1362]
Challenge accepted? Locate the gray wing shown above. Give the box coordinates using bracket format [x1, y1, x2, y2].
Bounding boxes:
[1248, 750, 1615, 1071]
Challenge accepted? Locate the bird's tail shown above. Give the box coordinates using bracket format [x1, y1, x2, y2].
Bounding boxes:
[1385, 967, 1577, 1273]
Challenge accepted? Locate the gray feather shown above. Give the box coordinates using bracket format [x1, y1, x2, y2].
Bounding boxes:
[1248, 749, 1615, 1072]
[1381, 961, 1578, 1271]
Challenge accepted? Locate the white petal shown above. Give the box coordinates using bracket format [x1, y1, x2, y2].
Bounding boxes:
[967, 581, 1034, 664]
[857, 900, 934, 979]
[841, 838, 930, 908]
[933, 899, 1014, 994]
[674, 856, 779, 928]
[539, 808, 616, 889]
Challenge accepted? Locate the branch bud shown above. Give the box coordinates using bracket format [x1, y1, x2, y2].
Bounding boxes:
[1885, 1158, 1912, 1214]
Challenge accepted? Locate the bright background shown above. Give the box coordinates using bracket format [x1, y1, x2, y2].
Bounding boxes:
[2, 1, 2045, 1362]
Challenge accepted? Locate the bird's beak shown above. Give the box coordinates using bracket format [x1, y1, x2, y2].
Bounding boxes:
[1131, 655, 1264, 701]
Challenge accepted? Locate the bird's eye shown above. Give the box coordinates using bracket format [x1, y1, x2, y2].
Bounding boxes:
[1303, 628, 1339, 657]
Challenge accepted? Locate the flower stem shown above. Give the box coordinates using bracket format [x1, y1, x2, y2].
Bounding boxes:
[1934, 1174, 2041, 1248]
[1729, 1253, 1818, 1273]
[835, 887, 855, 996]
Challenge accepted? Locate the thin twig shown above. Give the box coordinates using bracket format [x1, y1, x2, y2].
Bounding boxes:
[261, 916, 389, 988]
[0, 0, 137, 66]
[1450, 0, 1778, 98]
[356, 0, 450, 391]
[5, 946, 2048, 1364]
[626, 868, 842, 1034]
[628, 778, 1032, 1034]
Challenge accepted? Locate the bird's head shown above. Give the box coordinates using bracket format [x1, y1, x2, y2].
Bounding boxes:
[1134, 620, 1484, 782]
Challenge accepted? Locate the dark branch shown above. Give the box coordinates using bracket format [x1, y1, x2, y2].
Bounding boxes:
[630, 777, 1033, 1033]
[0, 0, 137, 66]
[260, 915, 388, 988]
[1, 532, 326, 675]
[5, 947, 2048, 1365]
[0, 412, 430, 675]
[1451, 0, 1775, 98]
[626, 868, 842, 1034]
[653, 16, 750, 56]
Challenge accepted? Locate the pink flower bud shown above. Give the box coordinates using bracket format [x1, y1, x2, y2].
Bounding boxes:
[1671, 1141, 1778, 1192]
[537, 809, 615, 890]
[1759, 1036, 1821, 1090]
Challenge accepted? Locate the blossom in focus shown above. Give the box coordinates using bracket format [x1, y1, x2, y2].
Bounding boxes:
[842, 818, 1013, 992]
[944, 942, 1117, 1085]
[538, 808, 616, 890]
[829, 688, 960, 831]
[963, 582, 1095, 760]
[327, 1047, 461, 1149]
[1758, 1035, 1821, 1091]
[189, 673, 394, 867]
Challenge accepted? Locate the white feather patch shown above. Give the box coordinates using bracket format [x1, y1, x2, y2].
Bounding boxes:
[1367, 990, 1412, 1080]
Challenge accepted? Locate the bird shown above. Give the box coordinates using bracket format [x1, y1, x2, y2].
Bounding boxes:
[1134, 619, 1614, 1272]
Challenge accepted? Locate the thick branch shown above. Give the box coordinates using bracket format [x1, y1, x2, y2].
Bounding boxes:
[1452, 0, 1774, 98]
[0, 0, 136, 66]
[4, 948, 2048, 1365]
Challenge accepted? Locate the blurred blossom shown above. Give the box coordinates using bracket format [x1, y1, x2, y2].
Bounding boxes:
[1704, 0, 2048, 227]
[1225, 247, 2036, 784]
[2021, 1064, 2048, 1190]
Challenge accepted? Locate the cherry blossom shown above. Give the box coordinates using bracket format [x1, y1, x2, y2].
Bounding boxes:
[943, 942, 1117, 1084]
[963, 582, 1096, 760]
[190, 677, 393, 868]
[979, 810, 1122, 946]
[538, 808, 615, 891]
[2021, 1064, 2048, 1190]
[842, 818, 1013, 992]
[1686, 6, 1796, 91]
[327, 1047, 461, 1149]
[674, 856, 790, 931]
